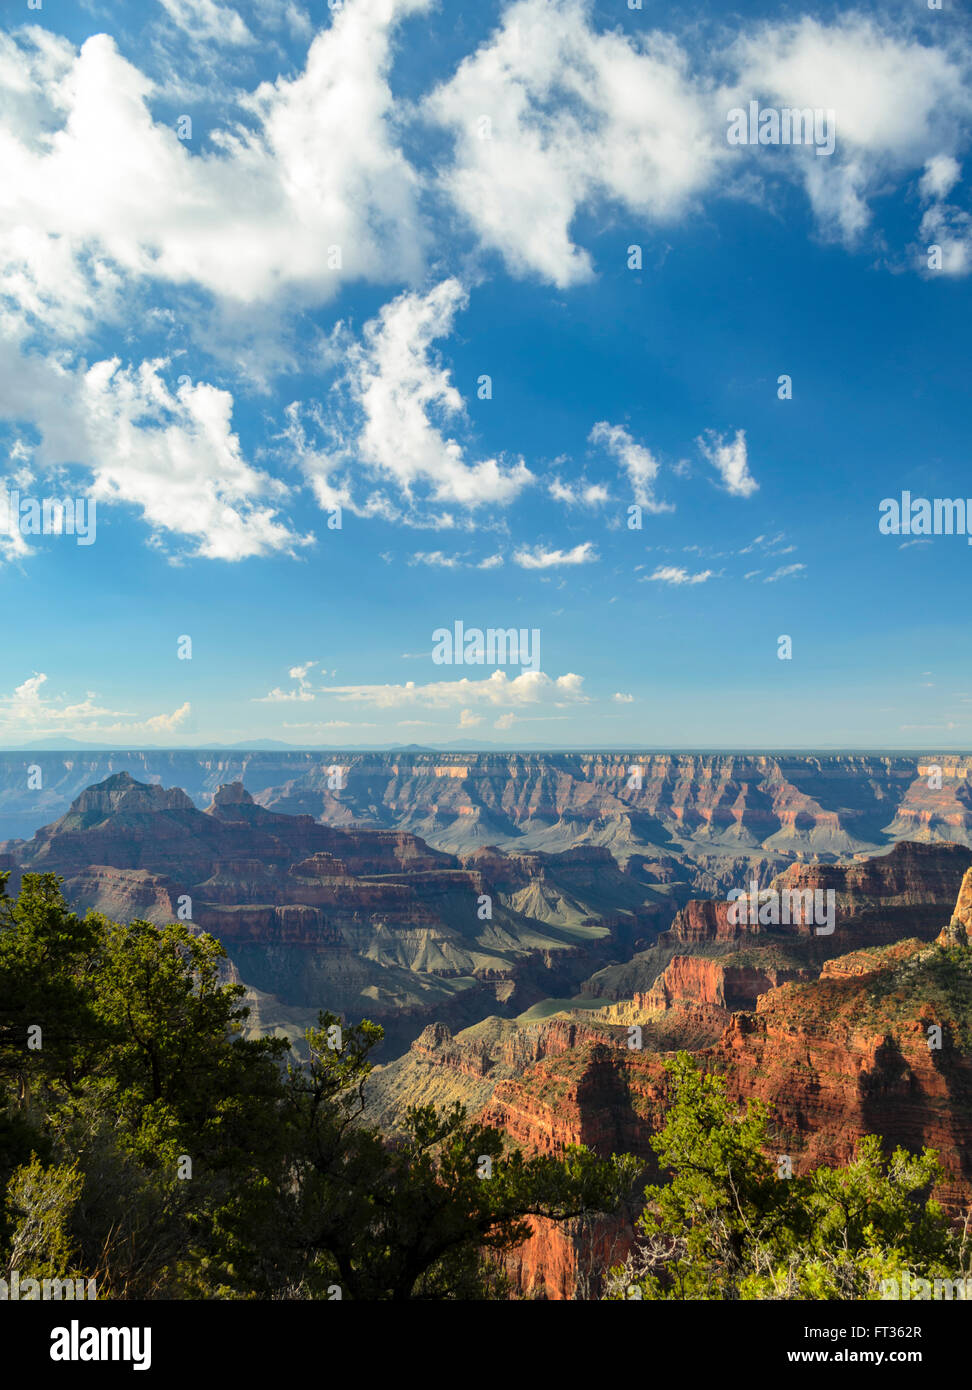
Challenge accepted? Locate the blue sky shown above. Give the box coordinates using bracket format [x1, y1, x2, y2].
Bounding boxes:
[1, 0, 971, 748]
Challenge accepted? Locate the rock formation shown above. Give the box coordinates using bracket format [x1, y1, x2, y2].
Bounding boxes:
[5, 751, 972, 858]
[1, 775, 660, 1056]
[363, 843, 972, 1295]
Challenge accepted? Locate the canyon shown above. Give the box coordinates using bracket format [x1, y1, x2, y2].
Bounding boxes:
[0, 771, 670, 1056]
[363, 839, 972, 1296]
[3, 750, 972, 856]
[4, 757, 972, 1298]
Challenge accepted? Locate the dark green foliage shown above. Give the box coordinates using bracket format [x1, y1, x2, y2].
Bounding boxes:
[607, 1052, 968, 1300]
[0, 873, 636, 1298]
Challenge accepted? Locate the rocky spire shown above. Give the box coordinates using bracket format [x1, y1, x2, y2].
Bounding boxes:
[937, 866, 972, 947]
[210, 782, 254, 808]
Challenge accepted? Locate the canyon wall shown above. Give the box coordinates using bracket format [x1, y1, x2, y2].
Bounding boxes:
[4, 751, 972, 858]
[1, 773, 660, 1057]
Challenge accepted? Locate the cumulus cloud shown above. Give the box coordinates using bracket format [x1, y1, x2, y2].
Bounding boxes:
[513, 541, 597, 569]
[254, 662, 318, 701]
[697, 429, 758, 498]
[918, 157, 971, 276]
[727, 16, 972, 245]
[2, 1, 968, 397]
[423, 3, 972, 284]
[4, 2, 968, 584]
[319, 669, 589, 707]
[0, 347, 306, 560]
[139, 703, 194, 735]
[589, 421, 672, 513]
[1, 7, 452, 560]
[425, 5, 972, 279]
[920, 154, 962, 203]
[425, 0, 720, 287]
[0, 2, 429, 340]
[548, 477, 611, 507]
[294, 279, 532, 520]
[0, 476, 32, 564]
[920, 204, 971, 275]
[0, 673, 132, 729]
[0, 672, 191, 740]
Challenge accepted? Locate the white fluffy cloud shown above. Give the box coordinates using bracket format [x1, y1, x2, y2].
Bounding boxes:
[727, 16, 972, 244]
[589, 421, 672, 514]
[920, 200, 972, 276]
[920, 154, 962, 204]
[426, 4, 972, 279]
[2, 3, 969, 378]
[0, 343, 306, 560]
[548, 478, 611, 507]
[0, 3, 440, 559]
[918, 158, 971, 276]
[697, 429, 758, 498]
[157, 0, 255, 47]
[254, 662, 319, 701]
[296, 279, 532, 518]
[3, 1, 969, 577]
[425, 0, 720, 287]
[320, 670, 588, 707]
[0, 1, 428, 338]
[0, 672, 191, 740]
[513, 542, 597, 569]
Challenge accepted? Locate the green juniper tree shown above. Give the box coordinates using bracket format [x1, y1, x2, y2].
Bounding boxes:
[607, 1052, 967, 1300]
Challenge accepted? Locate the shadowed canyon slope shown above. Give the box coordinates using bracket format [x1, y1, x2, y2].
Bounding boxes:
[1, 773, 672, 1055]
[367, 839, 972, 1162]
